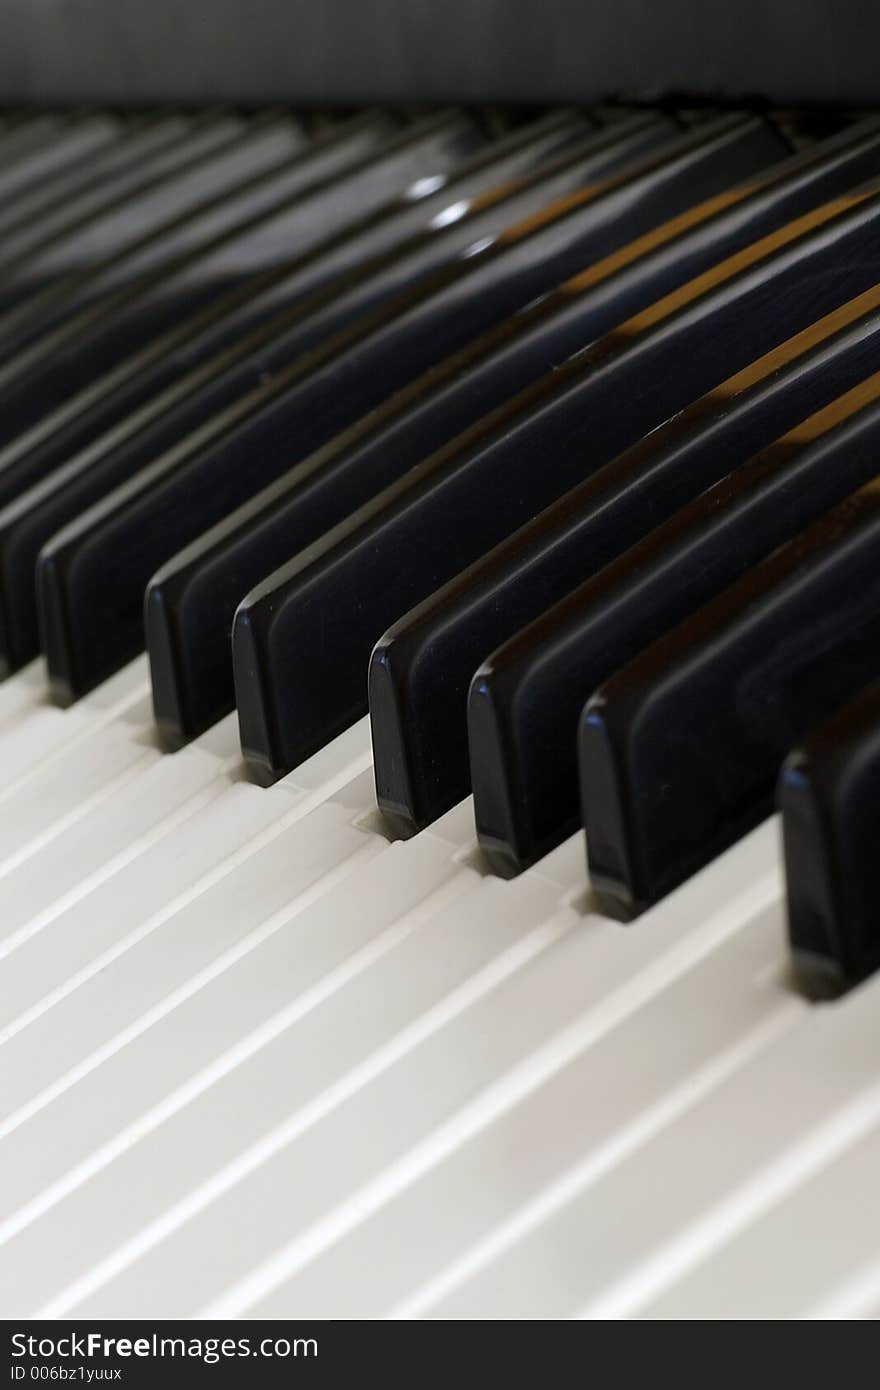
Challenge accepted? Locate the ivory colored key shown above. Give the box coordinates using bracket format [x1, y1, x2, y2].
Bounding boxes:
[42, 826, 779, 1316]
[422, 890, 880, 1319]
[249, 899, 794, 1317]
[638, 1116, 880, 1318]
[0, 830, 470, 1257]
[0, 720, 241, 984]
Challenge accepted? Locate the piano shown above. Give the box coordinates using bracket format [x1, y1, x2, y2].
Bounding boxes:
[1, 1, 880, 1320]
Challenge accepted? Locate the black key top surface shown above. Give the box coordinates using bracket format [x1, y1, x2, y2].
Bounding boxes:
[470, 367, 880, 878]
[146, 114, 790, 741]
[0, 109, 479, 448]
[231, 183, 880, 781]
[0, 108, 495, 464]
[32, 117, 756, 698]
[0, 114, 121, 206]
[580, 479, 880, 914]
[0, 113, 257, 300]
[372, 286, 880, 838]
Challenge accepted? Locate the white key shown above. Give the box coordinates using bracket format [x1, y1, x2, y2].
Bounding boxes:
[0, 696, 159, 876]
[0, 717, 371, 1005]
[807, 1257, 880, 1320]
[54, 820, 779, 1317]
[0, 831, 466, 1258]
[35, 866, 566, 1318]
[0, 661, 50, 726]
[0, 851, 530, 1313]
[0, 779, 276, 972]
[0, 658, 148, 785]
[418, 911, 880, 1319]
[0, 727, 234, 961]
[640, 1114, 880, 1318]
[0, 777, 378, 1132]
[250, 901, 799, 1317]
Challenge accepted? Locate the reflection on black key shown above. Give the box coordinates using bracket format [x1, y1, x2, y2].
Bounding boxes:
[0, 116, 166, 239]
[147, 115, 793, 742]
[0, 112, 258, 299]
[32, 117, 763, 699]
[0, 116, 494, 497]
[0, 117, 73, 190]
[0, 110, 485, 447]
[0, 115, 209, 252]
[373, 287, 880, 838]
[0, 115, 121, 206]
[0, 112, 331, 379]
[232, 184, 880, 782]
[581, 480, 880, 914]
[472, 368, 880, 878]
[0, 109, 593, 476]
[780, 685, 880, 995]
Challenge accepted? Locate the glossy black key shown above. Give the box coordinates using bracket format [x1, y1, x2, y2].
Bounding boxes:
[372, 286, 880, 838]
[30, 117, 763, 698]
[0, 111, 316, 365]
[2, 110, 647, 395]
[0, 108, 583, 462]
[147, 115, 811, 742]
[230, 182, 880, 782]
[0, 113, 319, 397]
[0, 112, 253, 284]
[0, 117, 183, 244]
[0, 111, 482, 453]
[0, 116, 74, 187]
[0, 114, 216, 251]
[580, 479, 880, 915]
[0, 114, 122, 207]
[780, 684, 880, 995]
[0, 116, 668, 675]
[472, 364, 880, 877]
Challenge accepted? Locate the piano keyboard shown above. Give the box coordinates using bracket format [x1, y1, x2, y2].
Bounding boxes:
[1, 103, 880, 1319]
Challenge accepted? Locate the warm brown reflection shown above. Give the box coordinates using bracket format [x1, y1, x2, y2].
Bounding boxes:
[497, 181, 619, 239]
[605, 280, 880, 475]
[557, 185, 751, 290]
[780, 362, 880, 443]
[618, 187, 876, 337]
[497, 119, 759, 246]
[699, 280, 880, 399]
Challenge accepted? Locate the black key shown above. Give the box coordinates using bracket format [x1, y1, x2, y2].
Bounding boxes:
[580, 479, 880, 915]
[0, 116, 73, 186]
[0, 108, 582, 460]
[372, 286, 880, 838]
[0, 114, 121, 206]
[0, 112, 311, 341]
[472, 366, 880, 878]
[0, 116, 662, 672]
[0, 111, 319, 361]
[0, 115, 646, 675]
[0, 113, 216, 249]
[0, 111, 251, 283]
[0, 111, 481, 453]
[2, 108, 644, 378]
[230, 181, 880, 782]
[0, 116, 176, 240]
[3, 108, 396, 339]
[145, 115, 797, 742]
[780, 684, 880, 996]
[30, 116, 756, 699]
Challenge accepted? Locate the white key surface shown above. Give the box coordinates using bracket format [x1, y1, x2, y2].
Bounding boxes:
[0, 658, 873, 1320]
